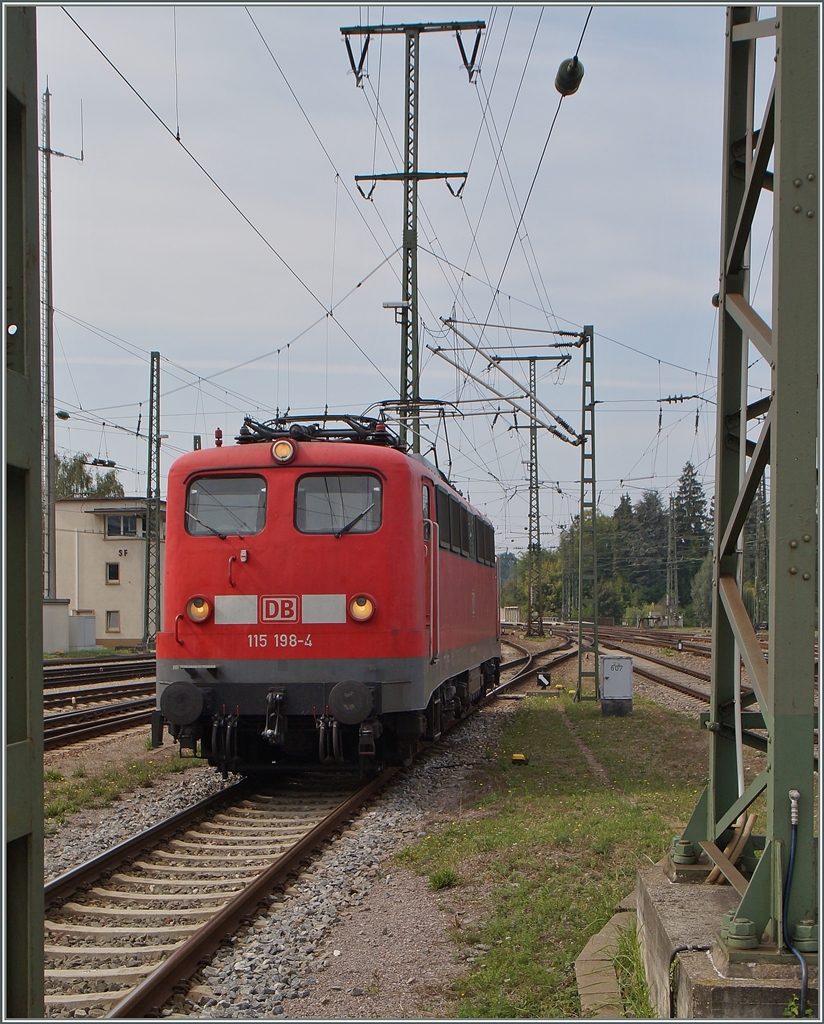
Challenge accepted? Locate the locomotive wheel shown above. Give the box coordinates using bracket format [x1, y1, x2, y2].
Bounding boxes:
[358, 755, 382, 779]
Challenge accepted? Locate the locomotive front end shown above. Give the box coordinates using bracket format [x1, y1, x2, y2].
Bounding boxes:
[155, 419, 429, 775]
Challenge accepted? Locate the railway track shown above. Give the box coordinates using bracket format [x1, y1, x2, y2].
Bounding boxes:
[44, 670, 157, 751]
[44, 679, 155, 711]
[43, 772, 395, 1018]
[44, 656, 156, 688]
[44, 697, 156, 750]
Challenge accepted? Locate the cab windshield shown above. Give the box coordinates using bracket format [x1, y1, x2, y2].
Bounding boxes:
[186, 476, 267, 536]
[295, 475, 382, 535]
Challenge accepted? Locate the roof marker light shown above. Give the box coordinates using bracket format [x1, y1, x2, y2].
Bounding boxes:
[272, 438, 297, 464]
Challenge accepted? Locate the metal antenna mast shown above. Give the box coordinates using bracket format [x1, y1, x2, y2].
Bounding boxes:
[143, 352, 161, 647]
[342, 20, 484, 453]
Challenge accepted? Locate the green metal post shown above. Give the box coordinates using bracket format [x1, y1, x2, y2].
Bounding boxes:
[40, 85, 56, 600]
[681, 5, 818, 952]
[401, 28, 421, 454]
[4, 7, 45, 1016]
[666, 495, 679, 625]
[576, 326, 598, 699]
[143, 352, 161, 647]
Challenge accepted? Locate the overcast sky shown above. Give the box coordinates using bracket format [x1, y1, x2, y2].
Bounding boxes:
[34, 3, 778, 551]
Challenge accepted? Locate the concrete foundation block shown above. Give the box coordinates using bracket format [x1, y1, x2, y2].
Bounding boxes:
[637, 863, 818, 1018]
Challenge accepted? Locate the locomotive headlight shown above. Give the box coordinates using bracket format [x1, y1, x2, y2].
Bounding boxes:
[271, 439, 296, 464]
[187, 596, 212, 622]
[349, 594, 375, 621]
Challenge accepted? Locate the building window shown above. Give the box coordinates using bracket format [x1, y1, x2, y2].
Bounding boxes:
[106, 562, 120, 584]
[106, 610, 120, 632]
[106, 515, 139, 538]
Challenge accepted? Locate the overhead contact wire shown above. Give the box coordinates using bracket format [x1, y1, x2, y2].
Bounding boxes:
[62, 7, 327, 311]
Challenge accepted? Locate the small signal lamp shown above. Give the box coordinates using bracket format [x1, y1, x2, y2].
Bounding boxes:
[187, 597, 211, 622]
[349, 595, 375, 621]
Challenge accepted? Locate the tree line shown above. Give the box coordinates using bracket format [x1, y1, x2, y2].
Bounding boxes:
[500, 461, 742, 628]
[55, 452, 124, 499]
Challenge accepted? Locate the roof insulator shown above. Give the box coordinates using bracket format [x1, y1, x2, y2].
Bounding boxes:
[555, 55, 585, 97]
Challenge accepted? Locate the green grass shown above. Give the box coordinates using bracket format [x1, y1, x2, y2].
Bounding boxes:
[44, 755, 206, 828]
[429, 867, 461, 890]
[613, 922, 656, 1018]
[43, 647, 147, 659]
[395, 693, 709, 1018]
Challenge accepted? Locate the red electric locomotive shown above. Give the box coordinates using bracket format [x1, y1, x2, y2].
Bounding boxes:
[154, 415, 500, 775]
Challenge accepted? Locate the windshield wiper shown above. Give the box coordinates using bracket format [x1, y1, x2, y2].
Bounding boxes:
[334, 503, 375, 539]
[186, 510, 226, 540]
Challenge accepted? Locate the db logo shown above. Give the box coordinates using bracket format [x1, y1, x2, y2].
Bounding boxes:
[260, 596, 299, 622]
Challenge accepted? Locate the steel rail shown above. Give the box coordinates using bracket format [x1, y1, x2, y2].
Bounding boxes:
[45, 652, 153, 667]
[43, 706, 155, 750]
[44, 657, 156, 688]
[492, 638, 576, 695]
[621, 661, 710, 703]
[45, 696, 155, 728]
[43, 680, 155, 708]
[45, 780, 251, 903]
[106, 769, 399, 1019]
[600, 644, 710, 682]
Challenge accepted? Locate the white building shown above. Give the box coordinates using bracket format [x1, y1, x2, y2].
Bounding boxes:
[54, 496, 166, 648]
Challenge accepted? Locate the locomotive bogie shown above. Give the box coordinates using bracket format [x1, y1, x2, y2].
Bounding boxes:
[156, 421, 500, 775]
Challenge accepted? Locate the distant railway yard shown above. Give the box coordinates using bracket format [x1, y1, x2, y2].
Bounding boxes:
[41, 627, 763, 1019]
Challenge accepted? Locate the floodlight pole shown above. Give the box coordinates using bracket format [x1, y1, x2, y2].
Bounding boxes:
[342, 20, 484, 452]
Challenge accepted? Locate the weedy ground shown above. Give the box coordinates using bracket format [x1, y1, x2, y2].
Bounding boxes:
[44, 753, 206, 829]
[396, 691, 711, 1018]
[44, 647, 146, 659]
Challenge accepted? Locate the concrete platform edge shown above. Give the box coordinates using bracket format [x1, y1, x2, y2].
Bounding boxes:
[574, 892, 636, 1018]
